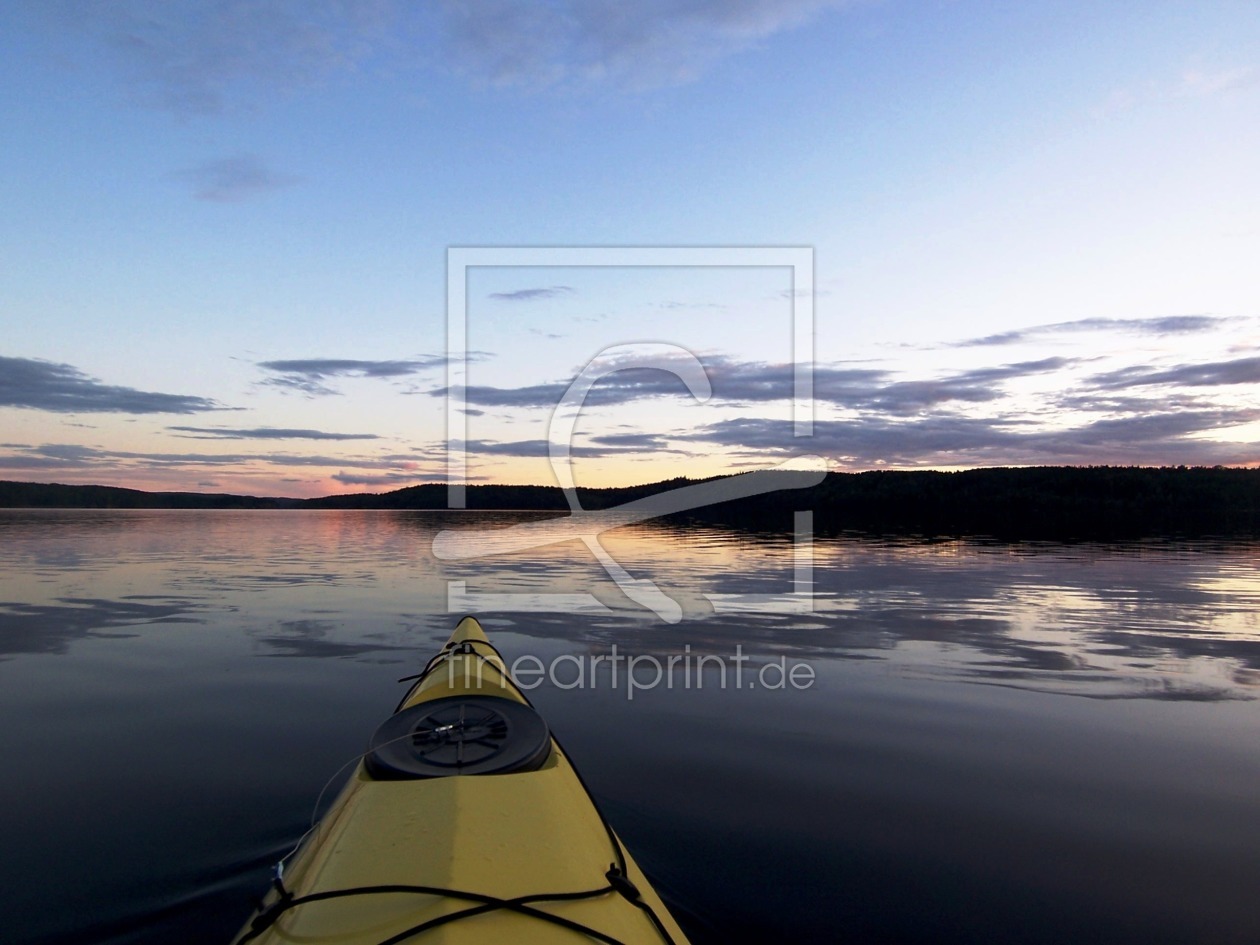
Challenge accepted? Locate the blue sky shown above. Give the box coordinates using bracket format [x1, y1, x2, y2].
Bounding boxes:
[1, 1, 1258, 496]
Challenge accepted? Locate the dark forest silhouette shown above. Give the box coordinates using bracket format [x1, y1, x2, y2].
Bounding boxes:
[4, 466, 1259, 539]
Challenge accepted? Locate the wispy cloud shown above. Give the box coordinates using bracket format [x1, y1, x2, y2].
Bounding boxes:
[952, 315, 1232, 348]
[168, 426, 379, 441]
[330, 471, 432, 486]
[653, 300, 725, 310]
[448, 345, 1260, 468]
[57, 0, 396, 115]
[776, 288, 832, 300]
[440, 353, 1074, 413]
[461, 438, 632, 459]
[457, 434, 690, 459]
[1179, 65, 1258, 97]
[697, 407, 1260, 468]
[435, 0, 850, 90]
[258, 357, 449, 395]
[32, 444, 100, 461]
[489, 286, 574, 302]
[860, 358, 1076, 415]
[1056, 392, 1220, 415]
[0, 442, 429, 473]
[1090, 356, 1260, 390]
[0, 356, 218, 414]
[174, 154, 300, 202]
[56, 0, 850, 114]
[439, 355, 875, 409]
[1094, 62, 1257, 118]
[589, 432, 673, 449]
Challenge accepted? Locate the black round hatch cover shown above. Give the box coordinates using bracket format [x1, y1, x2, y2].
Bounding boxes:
[365, 695, 551, 780]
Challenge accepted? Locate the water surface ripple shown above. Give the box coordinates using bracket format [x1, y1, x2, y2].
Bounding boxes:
[2, 510, 1259, 944]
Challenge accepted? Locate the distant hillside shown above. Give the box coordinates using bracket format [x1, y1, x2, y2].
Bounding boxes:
[302, 477, 700, 511]
[0, 480, 298, 509]
[261, 466, 1260, 536]
[690, 465, 1260, 538]
[4, 466, 1260, 538]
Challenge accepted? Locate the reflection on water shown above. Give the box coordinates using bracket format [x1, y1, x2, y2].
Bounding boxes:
[2, 510, 1260, 944]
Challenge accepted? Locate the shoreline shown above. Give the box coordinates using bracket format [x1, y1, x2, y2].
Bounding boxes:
[3, 466, 1259, 539]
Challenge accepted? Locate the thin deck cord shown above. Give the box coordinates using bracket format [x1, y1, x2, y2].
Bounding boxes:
[242, 634, 678, 945]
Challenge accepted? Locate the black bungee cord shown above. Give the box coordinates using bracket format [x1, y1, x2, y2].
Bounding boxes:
[240, 636, 678, 945]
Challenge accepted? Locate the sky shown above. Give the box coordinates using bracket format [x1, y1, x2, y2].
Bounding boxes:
[1, 0, 1258, 497]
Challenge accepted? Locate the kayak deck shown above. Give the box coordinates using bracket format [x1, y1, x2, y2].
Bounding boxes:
[234, 617, 689, 944]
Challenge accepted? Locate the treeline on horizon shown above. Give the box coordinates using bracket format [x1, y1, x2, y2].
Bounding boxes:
[3, 466, 1259, 539]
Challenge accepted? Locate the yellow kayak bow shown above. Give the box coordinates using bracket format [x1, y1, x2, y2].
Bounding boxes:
[233, 616, 691, 945]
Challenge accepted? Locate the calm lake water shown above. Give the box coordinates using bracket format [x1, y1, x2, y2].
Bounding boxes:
[2, 509, 1260, 944]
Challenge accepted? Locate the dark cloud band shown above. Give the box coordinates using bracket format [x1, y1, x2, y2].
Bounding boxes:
[954, 315, 1234, 348]
[168, 426, 379, 441]
[258, 357, 451, 395]
[174, 154, 300, 202]
[489, 286, 574, 301]
[0, 356, 218, 414]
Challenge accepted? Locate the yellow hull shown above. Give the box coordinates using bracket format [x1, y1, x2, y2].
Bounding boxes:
[233, 616, 690, 944]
